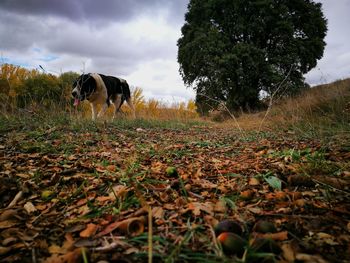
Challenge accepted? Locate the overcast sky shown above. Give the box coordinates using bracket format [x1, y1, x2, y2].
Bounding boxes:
[0, 0, 349, 102]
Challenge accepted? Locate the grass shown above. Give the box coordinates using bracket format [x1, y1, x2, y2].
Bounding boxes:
[268, 78, 350, 137]
[1, 79, 350, 263]
[215, 78, 350, 141]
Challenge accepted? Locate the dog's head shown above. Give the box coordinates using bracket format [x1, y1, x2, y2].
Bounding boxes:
[72, 74, 96, 106]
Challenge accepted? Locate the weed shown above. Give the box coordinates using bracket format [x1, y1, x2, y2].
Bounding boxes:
[263, 172, 282, 191]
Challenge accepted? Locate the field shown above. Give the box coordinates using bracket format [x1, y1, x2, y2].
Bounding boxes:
[0, 79, 350, 263]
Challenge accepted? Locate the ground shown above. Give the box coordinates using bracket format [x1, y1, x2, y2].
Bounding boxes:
[0, 116, 349, 262]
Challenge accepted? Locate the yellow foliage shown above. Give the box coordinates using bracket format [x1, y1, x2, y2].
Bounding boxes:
[187, 99, 197, 112]
[1, 63, 199, 120]
[1, 64, 39, 97]
[120, 88, 199, 120]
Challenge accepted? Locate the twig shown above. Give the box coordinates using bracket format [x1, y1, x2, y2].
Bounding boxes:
[7, 191, 23, 208]
[312, 178, 350, 196]
[93, 236, 126, 252]
[32, 248, 37, 263]
[197, 93, 245, 137]
[206, 223, 223, 257]
[258, 66, 293, 132]
[188, 191, 205, 200]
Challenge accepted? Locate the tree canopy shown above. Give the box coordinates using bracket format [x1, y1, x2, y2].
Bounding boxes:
[177, 0, 328, 113]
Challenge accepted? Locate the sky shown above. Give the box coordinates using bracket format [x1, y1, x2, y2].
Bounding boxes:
[0, 0, 349, 102]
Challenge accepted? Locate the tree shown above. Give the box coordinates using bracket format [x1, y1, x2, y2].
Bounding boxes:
[59, 71, 80, 104]
[15, 73, 61, 108]
[177, 0, 327, 114]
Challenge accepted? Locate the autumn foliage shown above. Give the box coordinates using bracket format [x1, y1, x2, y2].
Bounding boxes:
[0, 63, 198, 120]
[0, 63, 350, 262]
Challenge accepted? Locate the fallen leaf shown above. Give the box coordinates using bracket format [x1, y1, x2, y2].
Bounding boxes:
[293, 199, 306, 207]
[48, 244, 62, 254]
[264, 175, 282, 191]
[44, 248, 82, 263]
[152, 207, 165, 220]
[187, 202, 214, 216]
[257, 231, 289, 241]
[281, 242, 296, 262]
[295, 253, 328, 263]
[213, 200, 227, 213]
[249, 177, 260, 186]
[24, 202, 37, 214]
[0, 246, 12, 256]
[109, 185, 129, 200]
[240, 190, 254, 200]
[0, 220, 18, 229]
[96, 196, 113, 203]
[79, 223, 98, 238]
[0, 209, 18, 221]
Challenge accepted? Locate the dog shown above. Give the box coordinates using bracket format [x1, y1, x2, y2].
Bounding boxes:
[72, 73, 136, 120]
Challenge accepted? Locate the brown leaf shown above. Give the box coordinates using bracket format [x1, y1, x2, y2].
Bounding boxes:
[0, 246, 12, 256]
[281, 242, 296, 262]
[213, 200, 227, 213]
[0, 220, 18, 229]
[44, 248, 82, 263]
[293, 199, 306, 207]
[0, 209, 18, 221]
[79, 223, 98, 238]
[249, 177, 260, 186]
[152, 207, 165, 220]
[24, 202, 37, 214]
[48, 244, 62, 254]
[106, 165, 117, 172]
[187, 202, 213, 216]
[96, 196, 113, 203]
[257, 231, 289, 241]
[240, 190, 254, 200]
[295, 253, 328, 263]
[109, 185, 129, 200]
[275, 191, 288, 200]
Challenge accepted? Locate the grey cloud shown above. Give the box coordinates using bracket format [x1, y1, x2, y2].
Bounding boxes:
[0, 10, 51, 51]
[0, 0, 188, 25]
[0, 0, 186, 65]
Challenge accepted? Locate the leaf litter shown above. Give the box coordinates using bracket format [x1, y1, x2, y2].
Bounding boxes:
[0, 122, 350, 262]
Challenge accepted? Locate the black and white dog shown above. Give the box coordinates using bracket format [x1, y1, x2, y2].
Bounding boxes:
[72, 73, 135, 120]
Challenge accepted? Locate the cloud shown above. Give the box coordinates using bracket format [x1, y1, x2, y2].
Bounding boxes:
[0, 0, 188, 25]
[127, 59, 193, 102]
[1, 0, 349, 102]
[0, 0, 194, 101]
[305, 0, 350, 85]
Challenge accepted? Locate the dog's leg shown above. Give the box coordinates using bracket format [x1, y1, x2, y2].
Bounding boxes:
[97, 103, 108, 118]
[112, 95, 122, 119]
[91, 103, 97, 120]
[126, 98, 136, 119]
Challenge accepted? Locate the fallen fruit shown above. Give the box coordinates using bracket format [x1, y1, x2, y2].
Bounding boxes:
[217, 232, 246, 257]
[41, 190, 54, 200]
[214, 219, 243, 237]
[166, 167, 178, 177]
[253, 221, 277, 233]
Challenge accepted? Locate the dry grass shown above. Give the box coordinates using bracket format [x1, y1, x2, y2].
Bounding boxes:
[219, 78, 350, 135]
[270, 78, 350, 125]
[74, 102, 199, 122]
